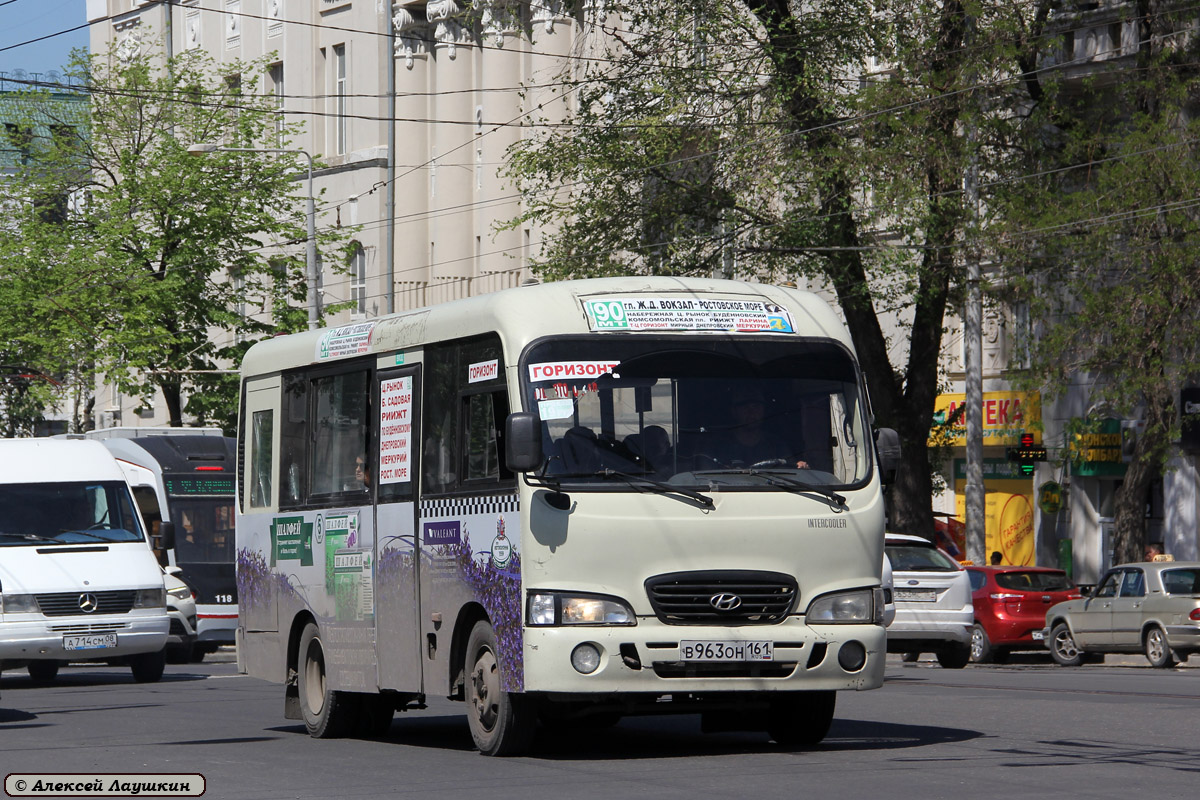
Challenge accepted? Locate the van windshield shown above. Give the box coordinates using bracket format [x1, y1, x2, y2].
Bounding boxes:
[520, 336, 872, 490]
[0, 481, 146, 546]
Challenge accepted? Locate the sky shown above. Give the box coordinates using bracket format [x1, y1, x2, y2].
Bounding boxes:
[0, 0, 88, 86]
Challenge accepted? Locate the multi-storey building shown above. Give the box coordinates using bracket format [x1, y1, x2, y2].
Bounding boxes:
[932, 3, 1200, 581]
[86, 0, 590, 426]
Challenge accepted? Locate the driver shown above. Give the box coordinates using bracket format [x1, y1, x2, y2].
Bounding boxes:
[722, 387, 809, 469]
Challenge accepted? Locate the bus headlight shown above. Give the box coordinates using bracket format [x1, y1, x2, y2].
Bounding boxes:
[0, 593, 39, 614]
[134, 587, 167, 609]
[527, 592, 636, 626]
[806, 589, 876, 624]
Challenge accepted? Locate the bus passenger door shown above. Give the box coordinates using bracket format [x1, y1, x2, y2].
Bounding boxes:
[374, 366, 423, 692]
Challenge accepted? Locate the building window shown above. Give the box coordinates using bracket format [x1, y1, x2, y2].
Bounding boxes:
[350, 244, 367, 317]
[333, 44, 347, 155]
[269, 62, 284, 147]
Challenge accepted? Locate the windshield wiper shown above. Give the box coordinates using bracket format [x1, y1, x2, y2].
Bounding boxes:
[695, 468, 846, 506]
[57, 529, 114, 543]
[0, 532, 65, 544]
[597, 468, 715, 509]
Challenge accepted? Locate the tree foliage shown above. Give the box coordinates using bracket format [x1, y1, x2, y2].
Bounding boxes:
[503, 0, 1052, 536]
[0, 44, 348, 433]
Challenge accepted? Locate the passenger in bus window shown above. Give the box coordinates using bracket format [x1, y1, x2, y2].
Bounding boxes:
[354, 454, 371, 490]
[722, 387, 809, 469]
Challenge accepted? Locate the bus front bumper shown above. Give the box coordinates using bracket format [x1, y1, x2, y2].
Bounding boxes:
[521, 620, 885, 694]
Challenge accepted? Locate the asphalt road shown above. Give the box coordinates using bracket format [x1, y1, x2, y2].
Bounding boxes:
[2, 651, 1198, 800]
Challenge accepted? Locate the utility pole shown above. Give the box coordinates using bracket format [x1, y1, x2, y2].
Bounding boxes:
[963, 13, 986, 566]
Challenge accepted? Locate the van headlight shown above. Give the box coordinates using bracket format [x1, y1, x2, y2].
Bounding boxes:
[0, 593, 39, 614]
[527, 592, 636, 626]
[167, 585, 194, 601]
[134, 587, 167, 609]
[807, 589, 879, 624]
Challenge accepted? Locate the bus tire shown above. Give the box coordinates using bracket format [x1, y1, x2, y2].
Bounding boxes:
[464, 620, 535, 756]
[28, 660, 61, 683]
[129, 649, 166, 683]
[297, 622, 355, 738]
[767, 690, 836, 748]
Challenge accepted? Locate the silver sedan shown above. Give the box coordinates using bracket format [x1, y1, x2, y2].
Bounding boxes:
[1043, 561, 1200, 667]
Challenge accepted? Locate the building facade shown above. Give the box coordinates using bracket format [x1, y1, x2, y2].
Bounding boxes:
[86, 0, 592, 427]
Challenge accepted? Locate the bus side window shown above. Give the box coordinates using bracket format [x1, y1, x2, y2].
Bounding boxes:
[251, 409, 274, 508]
[463, 391, 511, 483]
[281, 373, 307, 506]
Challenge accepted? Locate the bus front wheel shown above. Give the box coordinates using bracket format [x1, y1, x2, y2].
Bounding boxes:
[767, 690, 836, 748]
[464, 620, 535, 756]
[297, 622, 355, 738]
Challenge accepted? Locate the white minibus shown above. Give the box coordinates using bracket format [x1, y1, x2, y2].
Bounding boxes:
[0, 439, 169, 682]
[236, 276, 892, 754]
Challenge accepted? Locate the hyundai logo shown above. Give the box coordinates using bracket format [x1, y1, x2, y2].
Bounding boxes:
[78, 593, 98, 614]
[710, 593, 743, 611]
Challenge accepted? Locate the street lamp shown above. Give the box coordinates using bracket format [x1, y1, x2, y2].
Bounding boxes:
[187, 142, 319, 330]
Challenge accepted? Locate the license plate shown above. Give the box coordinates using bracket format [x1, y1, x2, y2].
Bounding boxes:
[679, 640, 773, 662]
[1031, 630, 1045, 641]
[894, 588, 938, 602]
[63, 633, 117, 651]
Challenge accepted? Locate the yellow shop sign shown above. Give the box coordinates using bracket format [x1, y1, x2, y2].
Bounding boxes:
[931, 391, 1041, 447]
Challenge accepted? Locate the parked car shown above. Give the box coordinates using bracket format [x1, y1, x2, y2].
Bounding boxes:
[164, 569, 198, 664]
[884, 533, 973, 668]
[1043, 561, 1200, 667]
[966, 566, 1082, 663]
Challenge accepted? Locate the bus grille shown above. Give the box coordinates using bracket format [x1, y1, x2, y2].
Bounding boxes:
[644, 571, 797, 625]
[35, 591, 137, 616]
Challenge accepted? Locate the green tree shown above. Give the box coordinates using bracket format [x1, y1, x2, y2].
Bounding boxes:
[994, 4, 1200, 564]
[502, 1, 1052, 535]
[1, 45, 347, 432]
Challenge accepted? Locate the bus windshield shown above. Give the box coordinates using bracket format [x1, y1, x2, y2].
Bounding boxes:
[0, 481, 146, 546]
[522, 336, 872, 489]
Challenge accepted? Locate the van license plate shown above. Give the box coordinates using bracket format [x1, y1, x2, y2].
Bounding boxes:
[679, 640, 773, 661]
[64, 634, 117, 651]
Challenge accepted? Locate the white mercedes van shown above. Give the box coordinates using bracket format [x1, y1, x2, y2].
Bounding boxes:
[0, 439, 170, 682]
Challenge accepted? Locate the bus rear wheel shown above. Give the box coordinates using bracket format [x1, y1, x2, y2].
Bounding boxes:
[297, 622, 355, 738]
[767, 690, 836, 748]
[464, 620, 535, 756]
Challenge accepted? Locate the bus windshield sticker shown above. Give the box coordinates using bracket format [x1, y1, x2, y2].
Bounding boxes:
[528, 361, 620, 382]
[538, 398, 574, 420]
[316, 320, 376, 361]
[379, 376, 413, 485]
[583, 297, 795, 333]
[468, 359, 499, 383]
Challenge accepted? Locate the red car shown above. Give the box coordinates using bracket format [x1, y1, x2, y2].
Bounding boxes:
[966, 566, 1082, 663]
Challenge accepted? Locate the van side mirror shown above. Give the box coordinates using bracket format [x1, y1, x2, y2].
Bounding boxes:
[874, 427, 901, 485]
[156, 520, 176, 551]
[505, 412, 544, 473]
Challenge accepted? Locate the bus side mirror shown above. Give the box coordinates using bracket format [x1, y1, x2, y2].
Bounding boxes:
[874, 427, 901, 485]
[505, 412, 544, 473]
[156, 521, 176, 551]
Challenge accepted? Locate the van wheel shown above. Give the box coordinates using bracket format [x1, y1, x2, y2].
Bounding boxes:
[767, 691, 836, 748]
[129, 649, 166, 683]
[1144, 626, 1176, 668]
[297, 622, 355, 738]
[28, 660, 61, 683]
[464, 620, 535, 756]
[1049, 623, 1083, 666]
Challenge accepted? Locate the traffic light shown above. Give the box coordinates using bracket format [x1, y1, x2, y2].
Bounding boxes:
[1007, 432, 1047, 476]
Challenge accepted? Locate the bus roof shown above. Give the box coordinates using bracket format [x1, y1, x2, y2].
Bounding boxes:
[241, 276, 854, 377]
